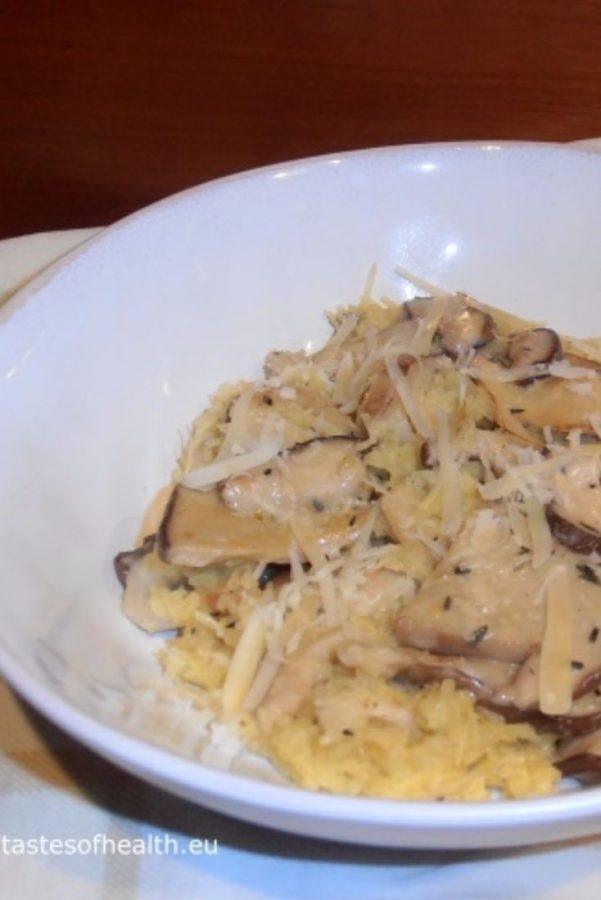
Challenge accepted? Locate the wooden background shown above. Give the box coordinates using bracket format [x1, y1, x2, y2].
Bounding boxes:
[1, 0, 601, 239]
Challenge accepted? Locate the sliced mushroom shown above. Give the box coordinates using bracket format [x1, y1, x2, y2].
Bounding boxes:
[544, 456, 601, 556]
[438, 307, 494, 359]
[115, 537, 192, 633]
[556, 732, 601, 776]
[392, 644, 518, 702]
[210, 384, 359, 468]
[257, 562, 292, 590]
[221, 437, 369, 519]
[507, 328, 562, 368]
[158, 485, 369, 568]
[419, 441, 436, 469]
[394, 510, 601, 670]
[472, 354, 601, 445]
[114, 535, 156, 587]
[557, 753, 601, 777]
[401, 296, 433, 319]
[393, 644, 601, 741]
[482, 697, 601, 738]
[545, 504, 601, 556]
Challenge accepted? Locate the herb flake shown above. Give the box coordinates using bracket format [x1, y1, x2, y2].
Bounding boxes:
[578, 564, 601, 586]
[470, 625, 489, 645]
[369, 532, 393, 547]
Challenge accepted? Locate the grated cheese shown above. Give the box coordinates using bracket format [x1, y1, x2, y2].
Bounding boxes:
[394, 265, 453, 301]
[524, 496, 553, 569]
[478, 451, 578, 502]
[217, 386, 255, 458]
[384, 352, 433, 439]
[332, 350, 356, 406]
[222, 606, 269, 714]
[290, 518, 339, 624]
[585, 412, 601, 441]
[182, 441, 282, 490]
[539, 567, 573, 715]
[129, 273, 601, 801]
[548, 360, 599, 380]
[435, 410, 462, 537]
[242, 634, 285, 712]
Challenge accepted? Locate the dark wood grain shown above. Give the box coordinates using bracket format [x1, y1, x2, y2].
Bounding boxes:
[1, 0, 601, 238]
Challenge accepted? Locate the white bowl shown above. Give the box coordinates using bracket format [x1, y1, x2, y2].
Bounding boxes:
[3, 142, 601, 850]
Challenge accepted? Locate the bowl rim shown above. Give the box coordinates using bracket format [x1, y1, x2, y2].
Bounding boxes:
[3, 137, 599, 319]
[4, 138, 601, 839]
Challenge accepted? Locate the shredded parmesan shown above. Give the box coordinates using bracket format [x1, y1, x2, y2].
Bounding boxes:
[360, 263, 378, 303]
[182, 441, 281, 490]
[548, 360, 599, 380]
[524, 496, 553, 568]
[394, 265, 453, 301]
[242, 635, 284, 712]
[384, 352, 433, 439]
[288, 540, 307, 589]
[586, 413, 601, 441]
[319, 313, 358, 360]
[410, 296, 450, 357]
[217, 386, 255, 458]
[222, 607, 269, 714]
[332, 350, 356, 406]
[539, 567, 573, 715]
[436, 410, 462, 537]
[478, 451, 578, 501]
[349, 506, 379, 560]
[288, 518, 340, 624]
[131, 274, 600, 801]
[505, 498, 531, 551]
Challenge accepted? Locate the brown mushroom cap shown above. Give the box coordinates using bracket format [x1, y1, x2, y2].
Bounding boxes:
[557, 753, 601, 777]
[115, 537, 192, 633]
[401, 297, 433, 319]
[507, 328, 562, 368]
[157, 485, 369, 568]
[114, 535, 156, 587]
[438, 308, 495, 359]
[545, 503, 601, 556]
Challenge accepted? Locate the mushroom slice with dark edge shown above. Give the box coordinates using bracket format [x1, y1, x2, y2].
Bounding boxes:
[438, 306, 494, 359]
[556, 732, 601, 777]
[393, 513, 551, 663]
[114, 535, 156, 588]
[221, 436, 369, 519]
[392, 643, 601, 741]
[393, 510, 601, 672]
[114, 536, 192, 633]
[219, 385, 359, 460]
[507, 328, 562, 368]
[157, 485, 369, 567]
[545, 504, 601, 556]
[392, 645, 519, 701]
[400, 296, 434, 320]
[544, 455, 601, 555]
[470, 353, 601, 445]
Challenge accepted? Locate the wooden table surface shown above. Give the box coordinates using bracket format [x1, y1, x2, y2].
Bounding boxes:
[1, 0, 601, 239]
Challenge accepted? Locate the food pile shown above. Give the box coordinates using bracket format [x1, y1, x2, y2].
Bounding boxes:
[115, 276, 601, 800]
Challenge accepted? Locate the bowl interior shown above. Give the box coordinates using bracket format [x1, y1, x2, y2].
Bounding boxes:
[3, 142, 601, 846]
